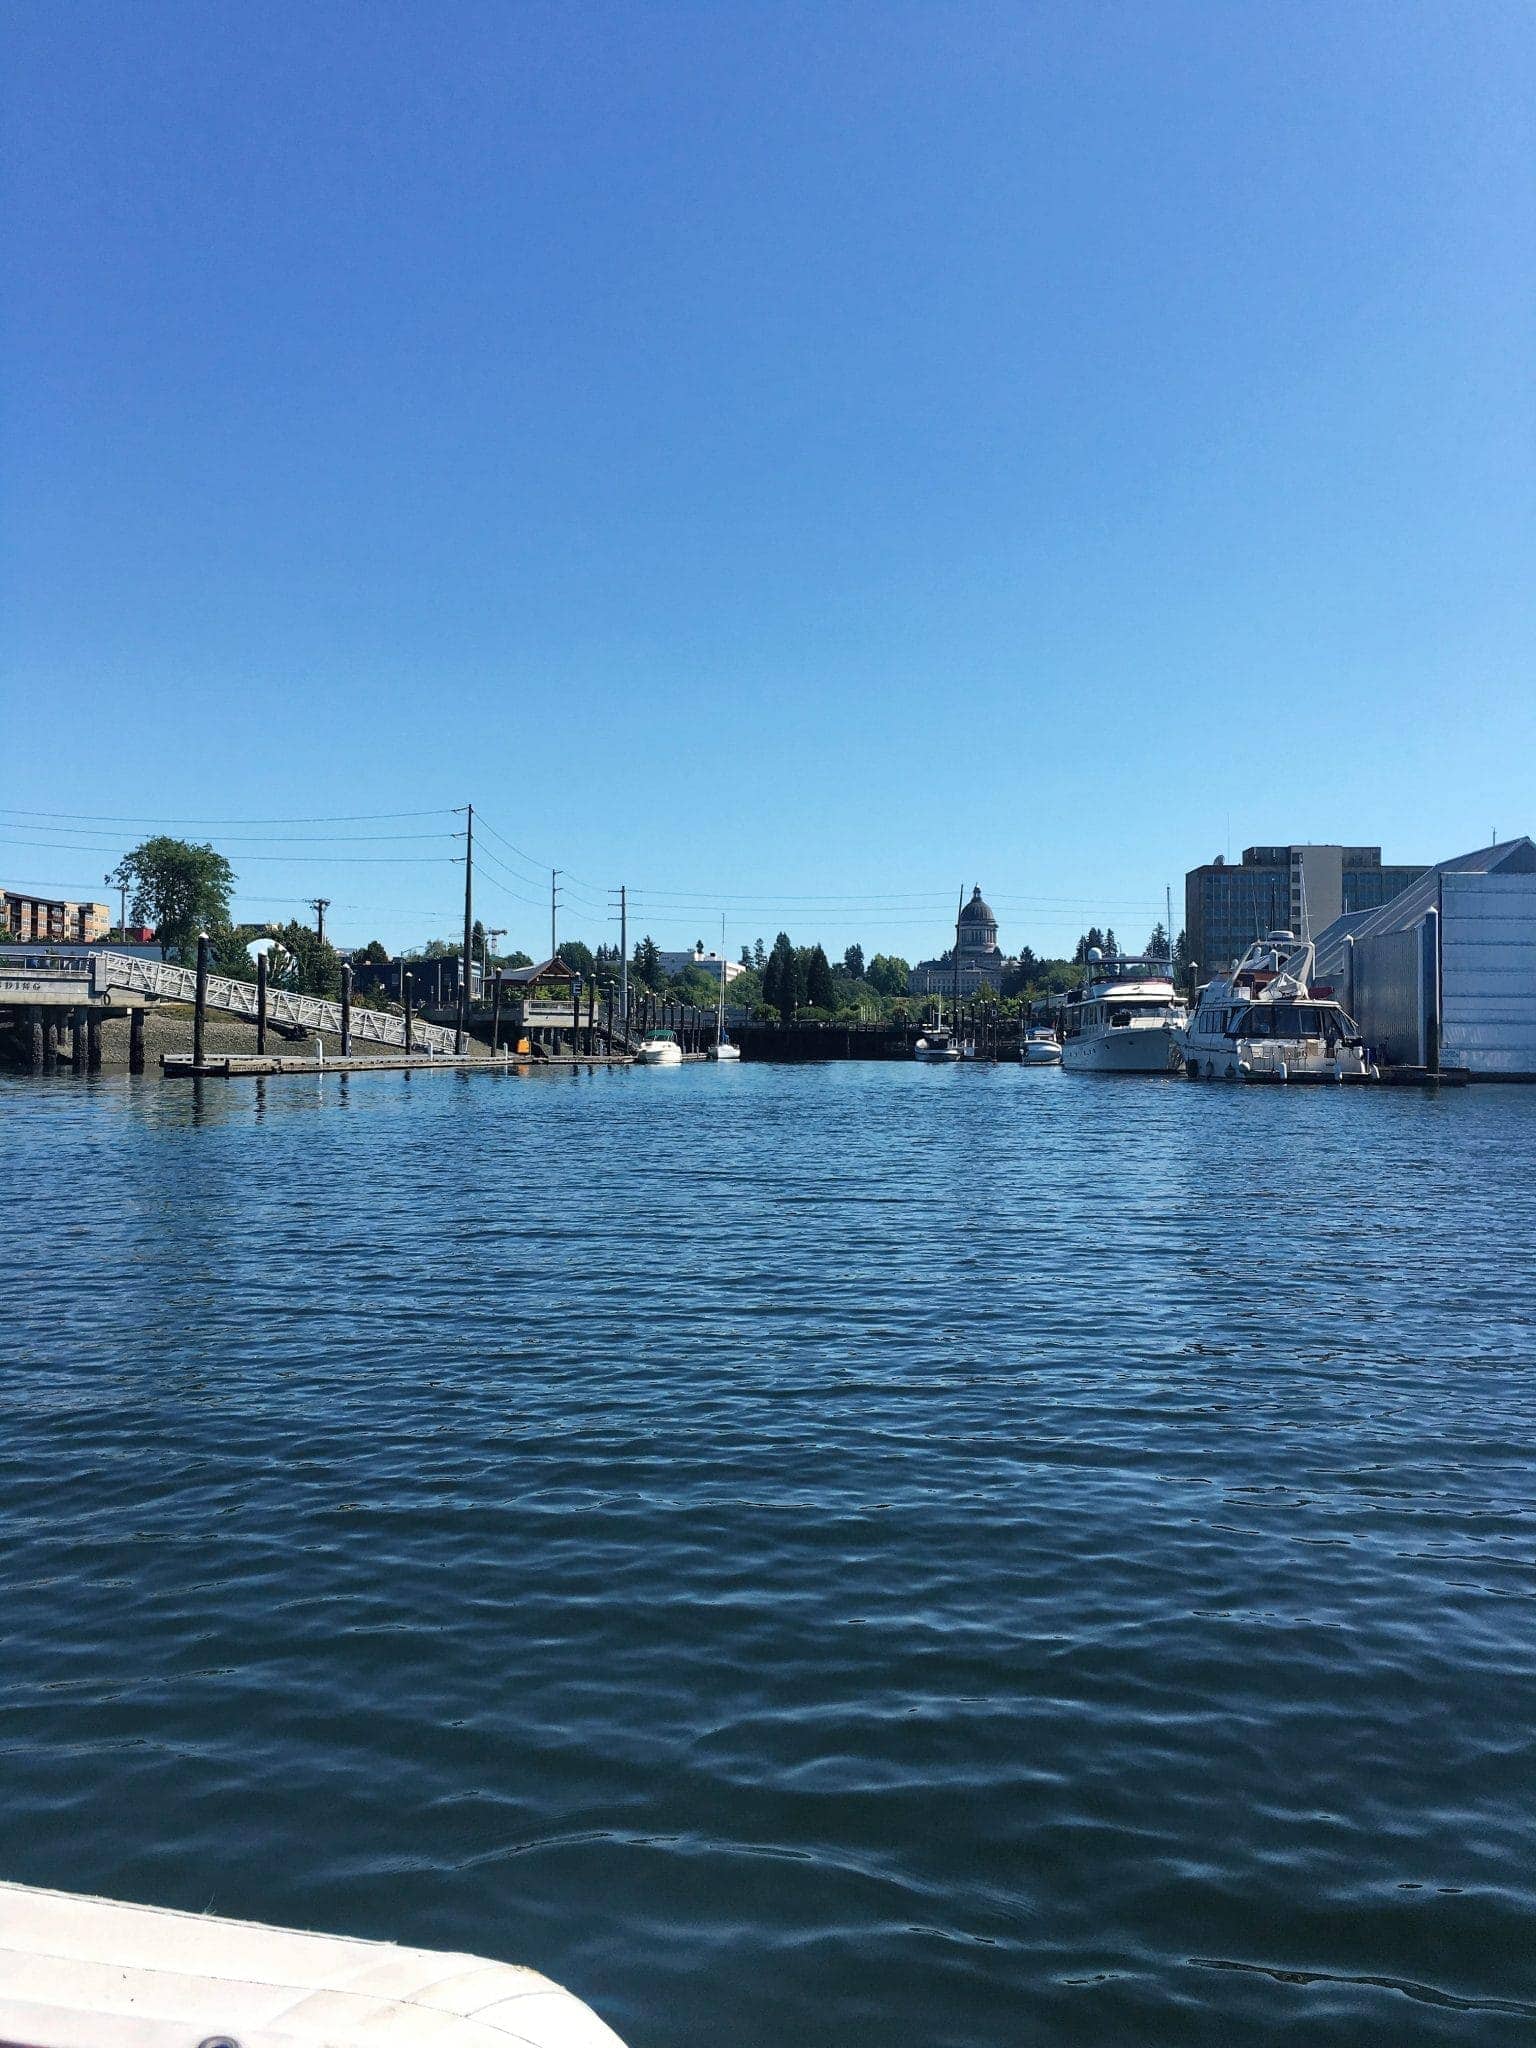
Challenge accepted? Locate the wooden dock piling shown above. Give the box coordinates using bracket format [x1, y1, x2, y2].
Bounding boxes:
[193, 934, 209, 1069]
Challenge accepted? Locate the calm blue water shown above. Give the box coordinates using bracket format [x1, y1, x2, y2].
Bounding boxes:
[3, 1064, 1535, 2044]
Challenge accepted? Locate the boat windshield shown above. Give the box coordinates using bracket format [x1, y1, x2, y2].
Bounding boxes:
[646, 1029, 677, 1042]
[1235, 1004, 1353, 1039]
[1107, 999, 1178, 1025]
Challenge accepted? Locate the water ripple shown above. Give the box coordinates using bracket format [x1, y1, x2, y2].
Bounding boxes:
[2, 1065, 1535, 2045]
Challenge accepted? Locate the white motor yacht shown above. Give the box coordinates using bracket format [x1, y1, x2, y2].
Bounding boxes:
[1177, 932, 1375, 1082]
[636, 1028, 683, 1066]
[1060, 951, 1186, 1073]
[1020, 1026, 1062, 1066]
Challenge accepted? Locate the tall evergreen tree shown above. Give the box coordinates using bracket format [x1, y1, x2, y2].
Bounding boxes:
[842, 942, 865, 980]
[753, 937, 766, 971]
[805, 944, 835, 1009]
[763, 931, 799, 1021]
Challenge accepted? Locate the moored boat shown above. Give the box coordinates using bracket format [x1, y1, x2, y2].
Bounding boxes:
[914, 1027, 962, 1062]
[707, 916, 742, 1060]
[1060, 951, 1185, 1074]
[1177, 932, 1375, 1081]
[1020, 1025, 1062, 1065]
[636, 1028, 683, 1065]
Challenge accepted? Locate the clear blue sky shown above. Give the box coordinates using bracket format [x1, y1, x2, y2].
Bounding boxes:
[5, 2, 1532, 961]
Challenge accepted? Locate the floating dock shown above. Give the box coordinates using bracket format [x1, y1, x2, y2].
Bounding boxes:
[162, 1051, 636, 1077]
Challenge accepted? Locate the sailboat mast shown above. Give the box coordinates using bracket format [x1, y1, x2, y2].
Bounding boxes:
[952, 884, 963, 1025]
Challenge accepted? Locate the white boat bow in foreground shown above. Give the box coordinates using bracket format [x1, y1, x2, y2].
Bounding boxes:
[0, 1879, 626, 2048]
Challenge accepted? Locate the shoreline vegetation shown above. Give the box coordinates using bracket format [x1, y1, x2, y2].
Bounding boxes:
[61, 835, 1194, 1032]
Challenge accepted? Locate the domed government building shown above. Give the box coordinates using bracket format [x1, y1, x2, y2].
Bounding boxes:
[908, 886, 1009, 997]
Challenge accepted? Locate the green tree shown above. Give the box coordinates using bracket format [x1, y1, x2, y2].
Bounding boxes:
[739, 945, 753, 970]
[762, 932, 801, 1021]
[633, 935, 661, 988]
[504, 949, 534, 971]
[271, 919, 342, 998]
[842, 942, 865, 979]
[354, 938, 391, 965]
[209, 922, 259, 981]
[1104, 927, 1118, 957]
[670, 966, 720, 1007]
[559, 939, 596, 980]
[865, 953, 910, 997]
[1173, 927, 1193, 986]
[1144, 922, 1170, 961]
[112, 837, 235, 961]
[752, 938, 766, 971]
[805, 944, 835, 1010]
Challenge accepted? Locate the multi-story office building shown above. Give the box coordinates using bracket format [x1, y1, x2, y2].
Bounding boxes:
[1185, 846, 1427, 978]
[655, 946, 747, 984]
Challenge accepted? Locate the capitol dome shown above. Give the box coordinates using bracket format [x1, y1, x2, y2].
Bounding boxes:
[958, 887, 995, 927]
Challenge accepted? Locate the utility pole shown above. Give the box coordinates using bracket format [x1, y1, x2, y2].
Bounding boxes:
[309, 898, 330, 944]
[106, 871, 127, 943]
[458, 804, 473, 1054]
[550, 869, 559, 960]
[619, 884, 628, 1025]
[487, 928, 505, 981]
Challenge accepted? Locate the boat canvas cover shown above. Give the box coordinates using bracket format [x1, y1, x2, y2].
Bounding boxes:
[0, 1881, 625, 2048]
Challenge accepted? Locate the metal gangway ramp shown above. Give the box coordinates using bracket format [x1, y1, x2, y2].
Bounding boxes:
[88, 951, 461, 1055]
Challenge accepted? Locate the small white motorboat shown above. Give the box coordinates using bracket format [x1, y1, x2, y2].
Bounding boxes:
[635, 1028, 683, 1065]
[914, 1028, 962, 1062]
[0, 1878, 626, 2048]
[1020, 1026, 1062, 1065]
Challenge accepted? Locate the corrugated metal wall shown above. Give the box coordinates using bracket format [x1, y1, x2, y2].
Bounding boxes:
[1442, 873, 1536, 1077]
[1355, 928, 1422, 1067]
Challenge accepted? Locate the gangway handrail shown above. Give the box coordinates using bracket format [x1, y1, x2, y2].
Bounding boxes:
[86, 951, 460, 1054]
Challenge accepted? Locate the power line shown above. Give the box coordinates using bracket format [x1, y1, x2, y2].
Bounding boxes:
[474, 812, 603, 894]
[0, 806, 454, 826]
[472, 845, 551, 908]
[3, 822, 458, 845]
[0, 834, 457, 865]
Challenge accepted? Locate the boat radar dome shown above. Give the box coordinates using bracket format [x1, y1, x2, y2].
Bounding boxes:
[1086, 946, 1103, 962]
[1268, 930, 1296, 944]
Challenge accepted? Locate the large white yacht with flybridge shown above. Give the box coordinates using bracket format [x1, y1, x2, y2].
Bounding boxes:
[1060, 950, 1186, 1073]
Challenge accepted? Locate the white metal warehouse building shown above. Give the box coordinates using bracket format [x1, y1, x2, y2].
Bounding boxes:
[1313, 838, 1536, 1079]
